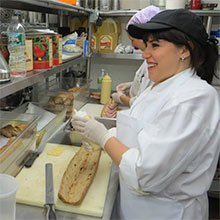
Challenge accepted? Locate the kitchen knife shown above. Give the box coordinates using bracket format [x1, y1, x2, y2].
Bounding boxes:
[24, 121, 67, 168]
[45, 163, 56, 220]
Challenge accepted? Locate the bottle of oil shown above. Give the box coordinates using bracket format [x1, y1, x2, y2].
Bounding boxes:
[100, 72, 112, 104]
[97, 18, 119, 53]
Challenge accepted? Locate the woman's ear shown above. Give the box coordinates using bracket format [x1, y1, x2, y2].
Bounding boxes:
[181, 47, 190, 60]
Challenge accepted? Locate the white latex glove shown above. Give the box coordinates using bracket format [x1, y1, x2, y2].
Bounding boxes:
[116, 82, 132, 93]
[71, 116, 115, 148]
[111, 91, 125, 104]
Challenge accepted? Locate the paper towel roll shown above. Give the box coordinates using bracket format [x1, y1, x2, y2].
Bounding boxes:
[165, 0, 186, 9]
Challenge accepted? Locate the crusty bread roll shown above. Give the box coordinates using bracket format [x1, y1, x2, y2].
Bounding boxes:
[58, 146, 101, 205]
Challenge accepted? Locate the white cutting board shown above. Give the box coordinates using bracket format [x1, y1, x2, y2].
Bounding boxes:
[16, 143, 112, 217]
[80, 103, 104, 117]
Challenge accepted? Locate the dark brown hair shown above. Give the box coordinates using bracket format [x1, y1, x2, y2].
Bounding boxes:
[143, 29, 219, 84]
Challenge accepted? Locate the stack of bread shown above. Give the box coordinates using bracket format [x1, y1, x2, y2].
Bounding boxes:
[46, 92, 74, 118]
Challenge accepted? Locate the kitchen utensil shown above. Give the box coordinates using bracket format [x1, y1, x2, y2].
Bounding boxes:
[45, 163, 56, 220]
[24, 109, 66, 168]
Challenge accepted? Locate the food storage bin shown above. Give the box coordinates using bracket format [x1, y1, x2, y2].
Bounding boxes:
[13, 102, 66, 149]
[0, 111, 39, 176]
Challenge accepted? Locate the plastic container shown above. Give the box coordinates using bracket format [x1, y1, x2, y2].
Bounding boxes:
[7, 14, 26, 77]
[165, 0, 186, 9]
[100, 73, 112, 104]
[13, 102, 66, 148]
[97, 18, 119, 53]
[0, 111, 38, 176]
[0, 174, 18, 220]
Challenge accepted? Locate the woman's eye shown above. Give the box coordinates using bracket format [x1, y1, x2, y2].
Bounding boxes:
[152, 43, 159, 48]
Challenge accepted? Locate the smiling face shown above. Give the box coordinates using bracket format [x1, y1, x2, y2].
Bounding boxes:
[142, 37, 190, 85]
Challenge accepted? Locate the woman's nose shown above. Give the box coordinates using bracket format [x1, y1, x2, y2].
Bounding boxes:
[142, 47, 151, 59]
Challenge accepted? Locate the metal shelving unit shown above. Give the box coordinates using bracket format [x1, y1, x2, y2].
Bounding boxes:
[0, 56, 86, 99]
[0, 0, 90, 99]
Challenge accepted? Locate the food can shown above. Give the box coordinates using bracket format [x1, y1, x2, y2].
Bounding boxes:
[52, 34, 62, 66]
[30, 35, 53, 70]
[0, 34, 9, 63]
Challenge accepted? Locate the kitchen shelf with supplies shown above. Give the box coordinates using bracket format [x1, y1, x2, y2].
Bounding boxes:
[89, 9, 220, 62]
[0, 56, 86, 99]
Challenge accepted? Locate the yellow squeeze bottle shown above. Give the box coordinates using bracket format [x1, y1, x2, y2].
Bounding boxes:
[100, 73, 112, 104]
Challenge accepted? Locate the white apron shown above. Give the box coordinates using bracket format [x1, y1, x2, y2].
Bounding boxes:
[114, 70, 201, 220]
[115, 109, 184, 220]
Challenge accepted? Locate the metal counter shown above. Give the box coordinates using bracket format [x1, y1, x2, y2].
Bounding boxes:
[15, 105, 119, 220]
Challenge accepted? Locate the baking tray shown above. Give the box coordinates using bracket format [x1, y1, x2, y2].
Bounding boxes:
[0, 111, 39, 176]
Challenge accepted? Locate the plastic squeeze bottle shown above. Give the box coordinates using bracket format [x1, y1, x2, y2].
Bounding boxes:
[100, 72, 112, 104]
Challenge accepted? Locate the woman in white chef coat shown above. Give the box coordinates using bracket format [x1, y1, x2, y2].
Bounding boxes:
[111, 6, 160, 107]
[72, 9, 220, 220]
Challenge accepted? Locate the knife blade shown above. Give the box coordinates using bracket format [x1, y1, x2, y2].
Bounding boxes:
[45, 163, 56, 220]
[24, 121, 67, 168]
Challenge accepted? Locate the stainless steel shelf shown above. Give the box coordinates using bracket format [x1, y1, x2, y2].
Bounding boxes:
[99, 9, 220, 17]
[99, 10, 139, 17]
[0, 0, 92, 14]
[91, 53, 143, 60]
[0, 56, 86, 99]
[190, 9, 220, 16]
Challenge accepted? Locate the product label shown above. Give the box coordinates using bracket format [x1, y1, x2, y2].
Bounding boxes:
[8, 33, 25, 46]
[32, 35, 53, 69]
[91, 35, 96, 50]
[99, 35, 112, 50]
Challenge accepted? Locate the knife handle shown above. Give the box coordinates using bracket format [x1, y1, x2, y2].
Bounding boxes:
[45, 204, 56, 220]
[24, 152, 39, 168]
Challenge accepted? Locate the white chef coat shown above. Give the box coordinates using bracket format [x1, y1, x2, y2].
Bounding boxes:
[114, 68, 220, 220]
[129, 60, 152, 98]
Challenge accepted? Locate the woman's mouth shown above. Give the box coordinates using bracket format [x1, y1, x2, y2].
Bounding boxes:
[148, 63, 157, 69]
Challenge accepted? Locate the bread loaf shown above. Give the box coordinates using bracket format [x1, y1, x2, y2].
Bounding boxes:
[58, 146, 101, 205]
